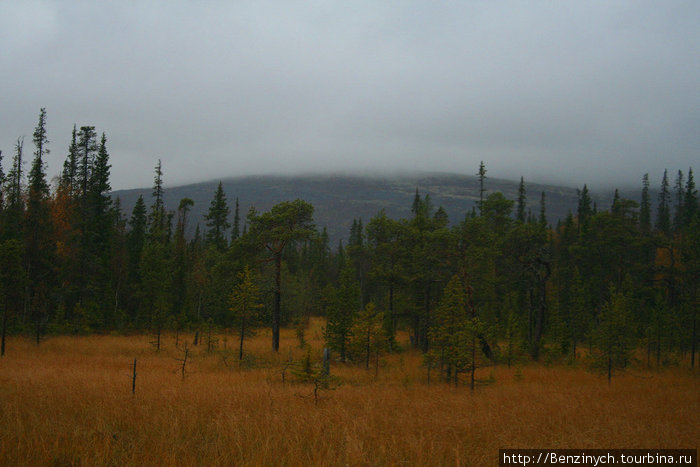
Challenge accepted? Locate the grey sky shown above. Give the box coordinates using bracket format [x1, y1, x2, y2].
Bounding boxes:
[1, 1, 698, 191]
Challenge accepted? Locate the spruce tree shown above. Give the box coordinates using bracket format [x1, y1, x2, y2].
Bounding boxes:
[0, 239, 25, 356]
[76, 126, 97, 199]
[639, 173, 651, 234]
[232, 197, 241, 240]
[538, 191, 547, 228]
[591, 285, 634, 383]
[577, 184, 592, 230]
[0, 150, 5, 214]
[325, 265, 360, 362]
[516, 176, 526, 222]
[682, 168, 697, 227]
[126, 196, 147, 321]
[655, 169, 671, 234]
[477, 161, 487, 215]
[611, 189, 621, 215]
[90, 134, 112, 247]
[411, 188, 421, 216]
[25, 108, 54, 342]
[3, 138, 25, 240]
[673, 170, 684, 231]
[60, 125, 79, 197]
[148, 160, 166, 241]
[204, 181, 230, 251]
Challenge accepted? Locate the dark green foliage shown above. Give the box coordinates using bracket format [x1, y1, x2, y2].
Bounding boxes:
[229, 266, 263, 360]
[60, 125, 79, 196]
[682, 168, 697, 228]
[538, 191, 547, 228]
[590, 285, 635, 383]
[2, 113, 699, 371]
[477, 161, 487, 215]
[148, 160, 166, 241]
[656, 169, 671, 235]
[516, 176, 526, 223]
[577, 184, 592, 231]
[246, 199, 315, 351]
[0, 239, 26, 355]
[639, 173, 651, 234]
[232, 197, 240, 240]
[324, 265, 360, 362]
[26, 109, 55, 342]
[3, 138, 25, 240]
[350, 302, 387, 371]
[205, 182, 230, 250]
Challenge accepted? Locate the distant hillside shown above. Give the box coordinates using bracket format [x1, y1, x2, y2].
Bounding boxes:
[111, 173, 621, 246]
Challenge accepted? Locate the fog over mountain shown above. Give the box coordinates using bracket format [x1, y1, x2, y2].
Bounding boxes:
[2, 2, 698, 192]
[112, 172, 626, 246]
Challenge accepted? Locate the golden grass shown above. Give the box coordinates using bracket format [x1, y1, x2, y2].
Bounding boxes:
[0, 319, 697, 466]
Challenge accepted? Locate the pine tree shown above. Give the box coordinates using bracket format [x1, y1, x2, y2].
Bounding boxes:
[246, 199, 315, 351]
[639, 173, 651, 234]
[516, 176, 526, 222]
[350, 302, 386, 371]
[204, 181, 230, 250]
[229, 265, 263, 360]
[655, 169, 671, 235]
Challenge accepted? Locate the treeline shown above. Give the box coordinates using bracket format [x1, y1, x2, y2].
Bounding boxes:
[0, 110, 698, 379]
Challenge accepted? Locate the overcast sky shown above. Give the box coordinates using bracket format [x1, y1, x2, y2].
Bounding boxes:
[1, 1, 698, 191]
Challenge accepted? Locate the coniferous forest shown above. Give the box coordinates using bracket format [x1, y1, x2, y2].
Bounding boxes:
[1, 109, 698, 377]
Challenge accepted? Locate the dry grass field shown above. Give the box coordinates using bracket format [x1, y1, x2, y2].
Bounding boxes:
[0, 319, 697, 466]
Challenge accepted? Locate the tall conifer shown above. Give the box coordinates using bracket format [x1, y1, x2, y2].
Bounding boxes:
[204, 181, 230, 250]
[656, 169, 671, 235]
[639, 173, 651, 234]
[516, 177, 526, 222]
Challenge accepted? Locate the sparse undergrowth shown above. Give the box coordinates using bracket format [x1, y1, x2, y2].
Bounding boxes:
[0, 321, 697, 466]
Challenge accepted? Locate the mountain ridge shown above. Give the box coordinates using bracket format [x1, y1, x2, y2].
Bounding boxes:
[111, 172, 622, 245]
